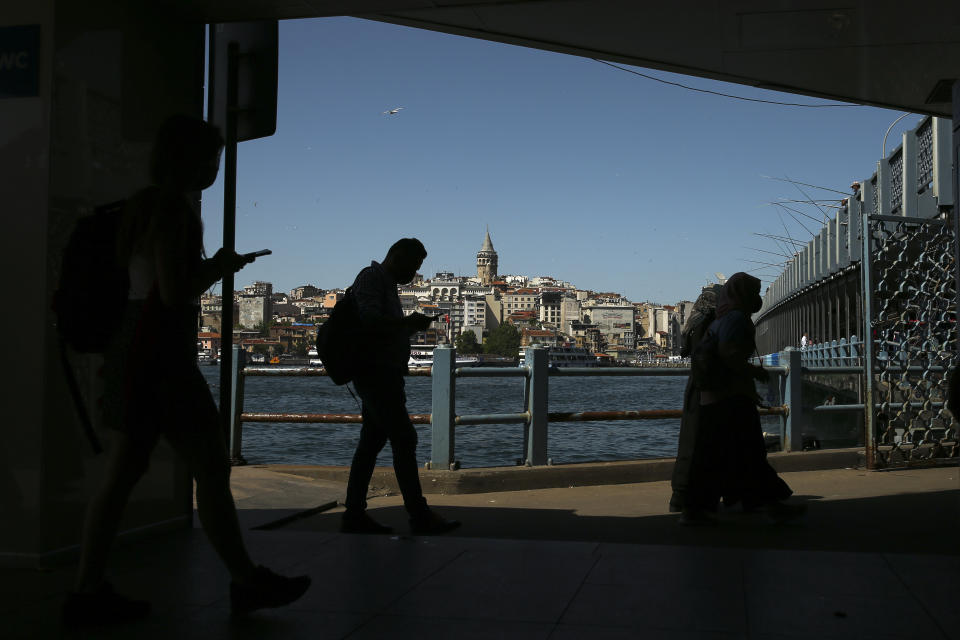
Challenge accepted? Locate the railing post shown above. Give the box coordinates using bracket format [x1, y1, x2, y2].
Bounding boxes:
[783, 347, 806, 452]
[430, 346, 456, 470]
[525, 346, 549, 465]
[228, 345, 247, 466]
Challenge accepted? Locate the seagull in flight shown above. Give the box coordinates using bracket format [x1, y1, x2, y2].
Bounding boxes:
[382, 107, 404, 115]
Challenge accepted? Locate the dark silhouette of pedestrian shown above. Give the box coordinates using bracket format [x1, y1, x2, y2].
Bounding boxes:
[63, 115, 309, 628]
[681, 272, 805, 525]
[947, 368, 960, 418]
[669, 284, 722, 513]
[341, 238, 461, 535]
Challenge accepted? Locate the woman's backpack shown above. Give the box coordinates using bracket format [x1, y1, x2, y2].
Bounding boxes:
[52, 201, 129, 353]
[50, 200, 129, 454]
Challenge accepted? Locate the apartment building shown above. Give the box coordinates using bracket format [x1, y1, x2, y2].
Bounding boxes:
[539, 291, 562, 329]
[463, 295, 486, 336]
[239, 295, 272, 329]
[244, 281, 273, 297]
[503, 288, 538, 315]
[290, 285, 320, 300]
[323, 291, 344, 309]
[589, 304, 636, 349]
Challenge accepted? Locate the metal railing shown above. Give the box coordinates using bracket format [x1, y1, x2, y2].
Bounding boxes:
[224, 345, 811, 468]
[226, 341, 959, 469]
[798, 335, 864, 368]
[764, 337, 958, 466]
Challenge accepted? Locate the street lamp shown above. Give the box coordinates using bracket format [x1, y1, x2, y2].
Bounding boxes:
[882, 112, 911, 158]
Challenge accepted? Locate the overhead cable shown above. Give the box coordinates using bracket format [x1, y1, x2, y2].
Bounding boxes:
[594, 60, 862, 109]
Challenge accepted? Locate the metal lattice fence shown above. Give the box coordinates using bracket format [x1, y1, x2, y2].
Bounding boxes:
[862, 212, 960, 467]
[889, 150, 904, 213]
[916, 118, 934, 192]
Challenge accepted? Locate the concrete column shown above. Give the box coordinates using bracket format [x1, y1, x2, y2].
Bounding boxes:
[783, 348, 806, 452]
[525, 347, 549, 466]
[430, 346, 456, 469]
[0, 4, 202, 566]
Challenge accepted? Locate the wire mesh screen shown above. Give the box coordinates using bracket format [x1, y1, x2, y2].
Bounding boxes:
[889, 150, 903, 214]
[864, 214, 959, 466]
[916, 119, 934, 193]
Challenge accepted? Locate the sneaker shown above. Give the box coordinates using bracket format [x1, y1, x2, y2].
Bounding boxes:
[678, 508, 719, 527]
[340, 510, 394, 534]
[61, 582, 151, 628]
[230, 566, 311, 614]
[409, 510, 461, 535]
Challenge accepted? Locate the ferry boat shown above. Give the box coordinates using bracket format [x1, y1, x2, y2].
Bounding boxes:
[196, 349, 218, 365]
[307, 346, 323, 366]
[408, 348, 480, 369]
[518, 345, 598, 367]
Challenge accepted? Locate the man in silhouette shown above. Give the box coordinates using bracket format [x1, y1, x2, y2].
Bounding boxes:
[341, 238, 461, 535]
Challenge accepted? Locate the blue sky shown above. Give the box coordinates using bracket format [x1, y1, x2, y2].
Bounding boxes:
[202, 16, 926, 304]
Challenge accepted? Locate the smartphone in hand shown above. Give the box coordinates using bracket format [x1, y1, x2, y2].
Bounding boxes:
[245, 249, 272, 259]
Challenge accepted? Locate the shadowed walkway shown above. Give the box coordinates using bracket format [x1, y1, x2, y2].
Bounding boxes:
[2, 465, 957, 639]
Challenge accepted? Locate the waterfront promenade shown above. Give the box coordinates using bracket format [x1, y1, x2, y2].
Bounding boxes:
[3, 460, 957, 639]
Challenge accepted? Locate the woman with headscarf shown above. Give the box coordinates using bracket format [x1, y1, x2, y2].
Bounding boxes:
[669, 284, 721, 513]
[681, 272, 801, 525]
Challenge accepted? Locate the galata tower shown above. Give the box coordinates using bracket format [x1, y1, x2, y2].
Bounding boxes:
[476, 228, 498, 285]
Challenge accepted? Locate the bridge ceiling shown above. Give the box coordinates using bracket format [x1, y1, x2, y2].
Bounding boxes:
[171, 0, 960, 116]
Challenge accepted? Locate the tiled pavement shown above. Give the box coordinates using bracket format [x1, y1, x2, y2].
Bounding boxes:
[2, 466, 957, 639]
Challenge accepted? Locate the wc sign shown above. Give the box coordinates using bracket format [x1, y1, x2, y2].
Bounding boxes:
[0, 25, 40, 98]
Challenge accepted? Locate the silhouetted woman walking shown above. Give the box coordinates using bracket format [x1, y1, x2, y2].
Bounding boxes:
[670, 284, 721, 513]
[682, 272, 802, 525]
[64, 115, 309, 627]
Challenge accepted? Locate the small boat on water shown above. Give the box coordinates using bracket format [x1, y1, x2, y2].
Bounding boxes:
[307, 346, 323, 367]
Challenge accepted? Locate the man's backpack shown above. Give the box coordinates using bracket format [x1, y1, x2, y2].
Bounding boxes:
[52, 200, 129, 353]
[51, 200, 129, 454]
[315, 289, 362, 385]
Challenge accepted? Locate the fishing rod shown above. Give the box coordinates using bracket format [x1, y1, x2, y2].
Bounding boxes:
[757, 230, 796, 258]
[753, 232, 805, 247]
[785, 173, 830, 225]
[760, 174, 851, 196]
[776, 199, 841, 208]
[772, 202, 817, 237]
[774, 210, 805, 261]
[742, 245, 791, 259]
[741, 258, 789, 269]
[768, 201, 822, 224]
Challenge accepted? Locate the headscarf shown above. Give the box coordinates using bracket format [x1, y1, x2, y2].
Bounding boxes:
[680, 284, 722, 357]
[715, 272, 762, 318]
